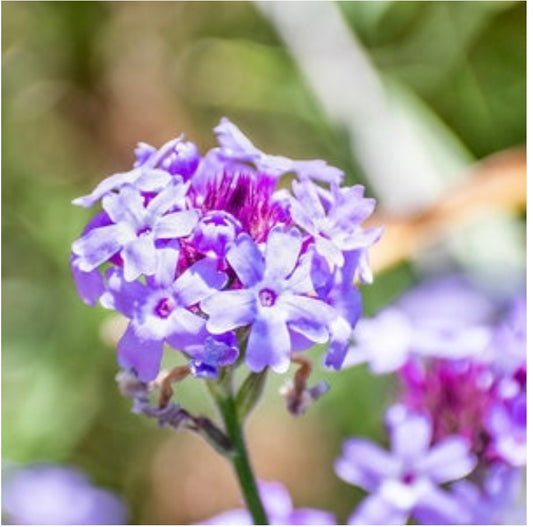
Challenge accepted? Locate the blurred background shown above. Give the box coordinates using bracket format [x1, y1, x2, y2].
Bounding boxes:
[2, 1, 526, 524]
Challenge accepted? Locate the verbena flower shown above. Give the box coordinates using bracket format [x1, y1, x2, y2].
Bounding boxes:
[340, 276, 526, 524]
[335, 405, 476, 525]
[71, 118, 380, 384]
[199, 480, 336, 525]
[1, 463, 128, 525]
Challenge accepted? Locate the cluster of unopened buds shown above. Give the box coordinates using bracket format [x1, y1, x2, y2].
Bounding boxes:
[71, 117, 382, 433]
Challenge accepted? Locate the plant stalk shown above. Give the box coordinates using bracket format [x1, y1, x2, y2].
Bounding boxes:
[215, 393, 269, 525]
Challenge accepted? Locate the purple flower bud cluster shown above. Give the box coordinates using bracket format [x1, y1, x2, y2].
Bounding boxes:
[71, 118, 381, 383]
[338, 276, 526, 524]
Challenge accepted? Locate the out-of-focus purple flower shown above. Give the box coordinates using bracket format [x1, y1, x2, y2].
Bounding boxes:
[101, 249, 227, 381]
[486, 392, 526, 467]
[200, 480, 336, 525]
[2, 463, 127, 525]
[336, 405, 476, 525]
[340, 276, 526, 524]
[202, 227, 337, 373]
[446, 463, 525, 525]
[344, 275, 497, 373]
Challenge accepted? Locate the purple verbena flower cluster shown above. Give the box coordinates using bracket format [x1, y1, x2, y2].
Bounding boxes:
[71, 118, 381, 383]
[337, 276, 526, 524]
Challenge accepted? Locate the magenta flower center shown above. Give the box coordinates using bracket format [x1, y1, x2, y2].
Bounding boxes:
[137, 226, 153, 237]
[155, 297, 175, 318]
[401, 471, 416, 485]
[258, 288, 277, 307]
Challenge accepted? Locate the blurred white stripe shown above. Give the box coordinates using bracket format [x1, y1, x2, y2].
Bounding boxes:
[255, 1, 470, 213]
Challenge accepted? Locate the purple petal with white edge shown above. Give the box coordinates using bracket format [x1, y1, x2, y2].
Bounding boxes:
[417, 436, 476, 484]
[154, 210, 199, 239]
[153, 247, 179, 288]
[291, 180, 325, 221]
[292, 159, 344, 185]
[134, 142, 157, 166]
[166, 307, 208, 344]
[246, 312, 291, 373]
[331, 187, 376, 226]
[282, 294, 337, 334]
[390, 411, 432, 462]
[226, 233, 265, 287]
[117, 324, 163, 382]
[122, 234, 157, 281]
[214, 117, 259, 161]
[100, 268, 147, 317]
[340, 226, 384, 252]
[147, 179, 189, 216]
[203, 289, 256, 334]
[413, 484, 472, 525]
[348, 494, 409, 525]
[264, 226, 302, 281]
[174, 258, 227, 306]
[72, 223, 133, 271]
[102, 185, 145, 226]
[315, 235, 344, 267]
[166, 322, 210, 353]
[335, 438, 401, 491]
[134, 168, 172, 192]
[289, 198, 317, 234]
[324, 315, 353, 369]
[284, 251, 315, 295]
[72, 169, 139, 207]
[71, 257, 105, 306]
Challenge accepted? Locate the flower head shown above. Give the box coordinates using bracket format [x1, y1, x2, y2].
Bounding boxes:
[71, 117, 380, 394]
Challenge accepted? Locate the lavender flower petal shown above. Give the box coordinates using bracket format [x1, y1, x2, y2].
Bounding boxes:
[203, 289, 257, 333]
[335, 439, 401, 491]
[71, 223, 132, 272]
[417, 437, 476, 484]
[117, 324, 164, 382]
[246, 312, 291, 373]
[226, 233, 265, 287]
[154, 210, 199, 240]
[173, 258, 227, 306]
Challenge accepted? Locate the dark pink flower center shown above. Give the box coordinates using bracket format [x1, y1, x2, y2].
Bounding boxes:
[401, 471, 416, 485]
[155, 297, 175, 318]
[259, 288, 277, 307]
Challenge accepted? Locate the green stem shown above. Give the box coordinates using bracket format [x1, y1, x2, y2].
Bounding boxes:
[215, 394, 269, 525]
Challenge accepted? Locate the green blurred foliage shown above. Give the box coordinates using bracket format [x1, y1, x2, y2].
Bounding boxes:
[2, 1, 525, 524]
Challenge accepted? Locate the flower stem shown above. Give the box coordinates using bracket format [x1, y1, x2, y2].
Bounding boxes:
[215, 393, 269, 525]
